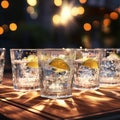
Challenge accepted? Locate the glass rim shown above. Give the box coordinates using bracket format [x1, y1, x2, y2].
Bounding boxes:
[37, 48, 75, 51]
[0, 48, 6, 50]
[10, 48, 37, 51]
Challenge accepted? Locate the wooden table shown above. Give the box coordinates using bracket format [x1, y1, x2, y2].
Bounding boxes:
[0, 73, 120, 120]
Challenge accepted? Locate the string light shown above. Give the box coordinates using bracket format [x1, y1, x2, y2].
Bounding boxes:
[79, 0, 87, 4]
[52, 14, 61, 25]
[27, 0, 37, 6]
[54, 0, 62, 7]
[1, 0, 9, 9]
[60, 5, 72, 25]
[71, 6, 85, 16]
[103, 18, 111, 27]
[9, 23, 17, 31]
[0, 27, 4, 35]
[110, 12, 119, 20]
[83, 23, 92, 31]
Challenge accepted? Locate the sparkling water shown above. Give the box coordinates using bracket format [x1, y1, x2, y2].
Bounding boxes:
[100, 58, 120, 86]
[41, 65, 73, 98]
[73, 60, 99, 90]
[12, 60, 40, 91]
[0, 58, 5, 83]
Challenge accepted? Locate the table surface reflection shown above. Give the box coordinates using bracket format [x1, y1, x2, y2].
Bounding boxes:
[0, 73, 120, 120]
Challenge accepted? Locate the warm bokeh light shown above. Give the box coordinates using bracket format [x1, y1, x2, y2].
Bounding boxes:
[102, 26, 110, 33]
[27, 6, 35, 14]
[78, 6, 85, 15]
[52, 14, 61, 25]
[9, 23, 17, 31]
[0, 26, 4, 35]
[60, 5, 72, 25]
[115, 7, 120, 14]
[104, 14, 109, 18]
[27, 0, 37, 6]
[30, 12, 38, 19]
[110, 12, 119, 20]
[71, 6, 85, 16]
[2, 24, 8, 32]
[83, 23, 92, 31]
[54, 0, 62, 7]
[71, 7, 79, 16]
[103, 18, 111, 27]
[92, 20, 100, 28]
[1, 0, 9, 9]
[79, 0, 87, 4]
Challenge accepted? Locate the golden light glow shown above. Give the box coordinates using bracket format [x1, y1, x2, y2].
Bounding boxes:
[52, 14, 61, 25]
[71, 7, 78, 16]
[0, 27, 4, 35]
[27, 0, 37, 6]
[79, 0, 87, 4]
[110, 12, 119, 20]
[83, 23, 92, 31]
[92, 20, 100, 27]
[71, 6, 85, 16]
[78, 6, 85, 15]
[60, 5, 72, 25]
[1, 0, 9, 9]
[27, 6, 35, 14]
[56, 99, 69, 108]
[30, 12, 38, 19]
[54, 0, 62, 7]
[115, 7, 120, 14]
[2, 24, 8, 31]
[103, 18, 111, 27]
[9, 23, 17, 31]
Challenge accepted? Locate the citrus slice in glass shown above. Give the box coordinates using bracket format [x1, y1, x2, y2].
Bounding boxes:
[107, 53, 120, 60]
[49, 58, 70, 71]
[82, 59, 98, 69]
[26, 55, 38, 68]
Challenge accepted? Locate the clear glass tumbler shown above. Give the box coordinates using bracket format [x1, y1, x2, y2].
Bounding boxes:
[10, 49, 40, 91]
[73, 49, 102, 90]
[0, 48, 6, 84]
[99, 48, 120, 87]
[37, 49, 75, 99]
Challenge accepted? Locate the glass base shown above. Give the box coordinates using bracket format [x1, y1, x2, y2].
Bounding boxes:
[13, 85, 40, 92]
[41, 94, 72, 99]
[40, 89, 72, 99]
[100, 83, 119, 88]
[72, 86, 99, 90]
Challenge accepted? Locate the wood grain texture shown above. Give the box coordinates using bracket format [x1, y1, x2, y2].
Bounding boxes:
[0, 73, 120, 120]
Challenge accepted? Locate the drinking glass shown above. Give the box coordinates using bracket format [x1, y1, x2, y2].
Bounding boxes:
[37, 49, 75, 99]
[10, 49, 40, 91]
[0, 48, 6, 84]
[99, 48, 120, 87]
[73, 49, 102, 90]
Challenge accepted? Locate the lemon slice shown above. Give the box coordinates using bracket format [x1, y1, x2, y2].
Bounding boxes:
[82, 59, 98, 69]
[27, 55, 38, 61]
[49, 58, 70, 71]
[107, 53, 120, 60]
[26, 61, 38, 68]
[26, 55, 38, 68]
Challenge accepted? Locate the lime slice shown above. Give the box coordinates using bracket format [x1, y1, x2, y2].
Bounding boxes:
[82, 59, 98, 69]
[49, 58, 70, 71]
[25, 55, 38, 68]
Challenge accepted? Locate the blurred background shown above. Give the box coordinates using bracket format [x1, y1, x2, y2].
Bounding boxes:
[0, 0, 120, 70]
